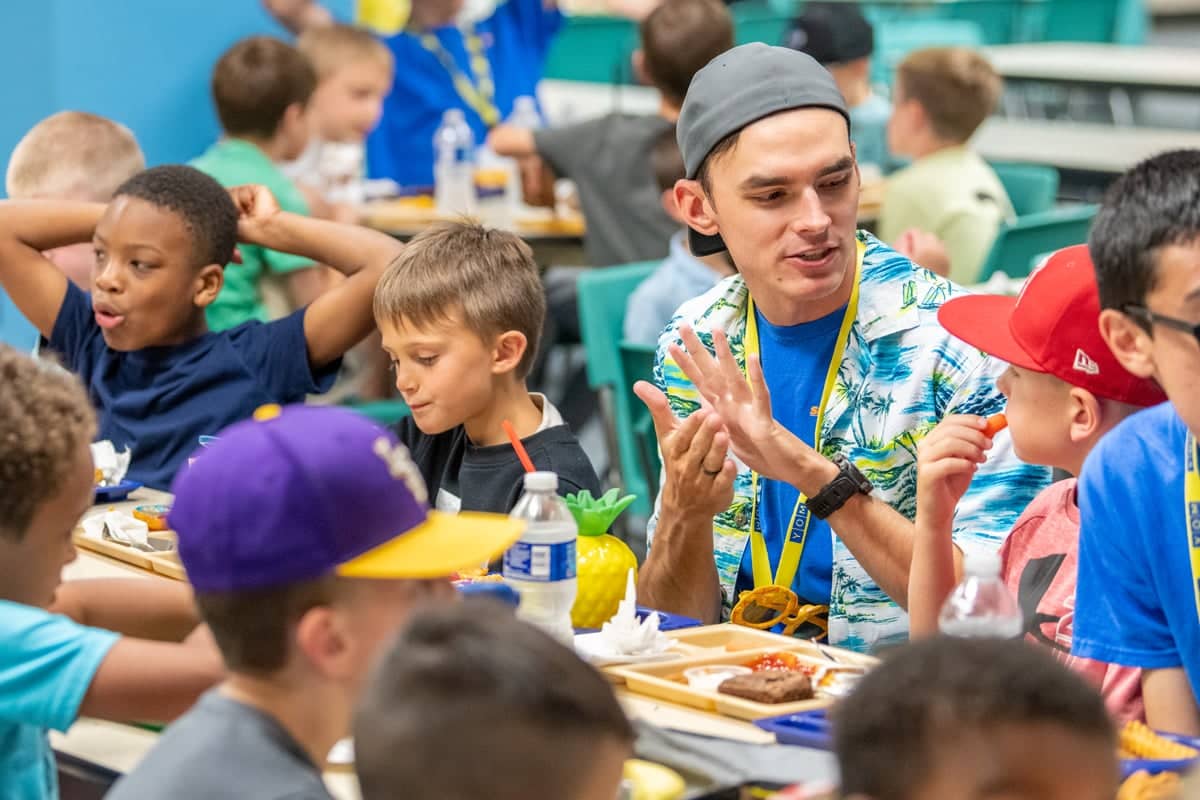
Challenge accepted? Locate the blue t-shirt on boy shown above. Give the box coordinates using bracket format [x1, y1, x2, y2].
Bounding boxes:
[367, 0, 563, 190]
[1073, 402, 1200, 706]
[0, 600, 119, 800]
[49, 283, 339, 490]
[733, 305, 844, 606]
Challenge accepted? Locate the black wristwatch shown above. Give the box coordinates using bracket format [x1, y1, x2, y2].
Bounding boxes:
[805, 455, 873, 519]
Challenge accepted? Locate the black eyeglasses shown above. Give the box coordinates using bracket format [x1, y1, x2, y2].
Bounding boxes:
[1122, 304, 1200, 344]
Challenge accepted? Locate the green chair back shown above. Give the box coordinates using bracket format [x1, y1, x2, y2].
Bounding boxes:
[619, 341, 661, 503]
[578, 262, 659, 516]
[872, 18, 984, 88]
[941, 0, 1022, 45]
[732, 3, 792, 46]
[992, 162, 1060, 217]
[977, 204, 1098, 283]
[1019, 0, 1119, 42]
[543, 15, 638, 84]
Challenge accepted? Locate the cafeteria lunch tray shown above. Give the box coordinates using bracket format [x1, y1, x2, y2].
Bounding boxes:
[73, 525, 186, 581]
[606, 626, 876, 720]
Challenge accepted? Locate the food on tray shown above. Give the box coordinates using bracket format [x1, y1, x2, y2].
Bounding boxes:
[718, 671, 814, 704]
[1117, 770, 1181, 800]
[983, 413, 1008, 438]
[682, 665, 752, 692]
[132, 504, 170, 531]
[453, 566, 503, 583]
[736, 651, 864, 698]
[730, 585, 829, 638]
[567, 489, 638, 628]
[1120, 721, 1199, 761]
[747, 652, 805, 673]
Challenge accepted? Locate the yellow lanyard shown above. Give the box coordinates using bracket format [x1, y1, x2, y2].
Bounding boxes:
[745, 240, 864, 590]
[419, 27, 500, 127]
[1184, 433, 1200, 623]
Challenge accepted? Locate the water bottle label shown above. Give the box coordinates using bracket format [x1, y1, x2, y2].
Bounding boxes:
[504, 540, 576, 582]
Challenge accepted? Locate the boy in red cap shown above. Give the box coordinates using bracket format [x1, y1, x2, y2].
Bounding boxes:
[907, 244, 1164, 722]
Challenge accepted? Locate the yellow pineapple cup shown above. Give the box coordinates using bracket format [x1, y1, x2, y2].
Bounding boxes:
[567, 489, 639, 628]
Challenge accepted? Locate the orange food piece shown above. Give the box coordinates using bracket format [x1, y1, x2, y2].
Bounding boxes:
[132, 505, 170, 531]
[748, 652, 802, 673]
[983, 413, 1008, 437]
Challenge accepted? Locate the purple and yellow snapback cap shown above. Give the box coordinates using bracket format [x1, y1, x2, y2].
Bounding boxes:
[169, 405, 524, 593]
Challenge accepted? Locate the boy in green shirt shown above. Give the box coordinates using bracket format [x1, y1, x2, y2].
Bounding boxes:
[191, 36, 326, 331]
[880, 47, 1015, 286]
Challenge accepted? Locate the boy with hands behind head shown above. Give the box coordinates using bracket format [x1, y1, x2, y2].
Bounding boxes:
[0, 166, 401, 489]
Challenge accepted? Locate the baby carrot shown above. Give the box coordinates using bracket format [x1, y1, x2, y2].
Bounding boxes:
[982, 413, 1008, 438]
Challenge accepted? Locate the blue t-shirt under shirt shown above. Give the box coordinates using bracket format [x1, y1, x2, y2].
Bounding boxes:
[49, 283, 339, 490]
[734, 305, 845, 606]
[1073, 402, 1200, 707]
[367, 0, 563, 190]
[0, 600, 119, 800]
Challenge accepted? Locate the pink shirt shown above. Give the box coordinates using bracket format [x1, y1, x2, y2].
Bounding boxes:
[999, 478, 1145, 722]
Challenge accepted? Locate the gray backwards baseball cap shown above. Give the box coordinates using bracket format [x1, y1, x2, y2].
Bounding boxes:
[678, 43, 851, 256]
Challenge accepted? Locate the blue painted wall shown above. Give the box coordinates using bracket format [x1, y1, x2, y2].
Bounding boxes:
[0, 0, 354, 196]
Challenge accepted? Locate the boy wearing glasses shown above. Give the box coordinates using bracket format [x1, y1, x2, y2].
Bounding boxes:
[1073, 149, 1200, 736]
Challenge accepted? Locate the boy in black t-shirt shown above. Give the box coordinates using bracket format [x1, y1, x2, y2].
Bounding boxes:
[373, 221, 601, 513]
[0, 165, 402, 488]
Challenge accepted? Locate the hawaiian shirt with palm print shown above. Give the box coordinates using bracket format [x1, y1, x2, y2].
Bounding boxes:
[648, 232, 1051, 653]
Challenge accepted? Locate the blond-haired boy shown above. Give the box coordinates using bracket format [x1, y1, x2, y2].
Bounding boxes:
[0, 345, 220, 800]
[286, 23, 394, 208]
[879, 47, 1014, 285]
[6, 111, 145, 289]
[374, 221, 601, 512]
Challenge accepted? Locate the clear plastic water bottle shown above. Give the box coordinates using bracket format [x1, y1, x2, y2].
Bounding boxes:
[433, 109, 476, 215]
[503, 95, 543, 216]
[938, 551, 1024, 639]
[508, 95, 543, 129]
[504, 472, 578, 645]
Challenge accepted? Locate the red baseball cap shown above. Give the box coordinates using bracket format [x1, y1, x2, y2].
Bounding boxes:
[938, 245, 1165, 407]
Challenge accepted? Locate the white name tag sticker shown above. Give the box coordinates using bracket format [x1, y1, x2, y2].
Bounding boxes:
[436, 488, 462, 514]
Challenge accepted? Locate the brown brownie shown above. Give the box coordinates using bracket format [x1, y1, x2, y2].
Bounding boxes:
[717, 671, 814, 704]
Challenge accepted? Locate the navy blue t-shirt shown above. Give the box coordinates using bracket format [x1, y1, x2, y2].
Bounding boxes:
[50, 283, 339, 489]
[1074, 402, 1200, 707]
[734, 305, 844, 606]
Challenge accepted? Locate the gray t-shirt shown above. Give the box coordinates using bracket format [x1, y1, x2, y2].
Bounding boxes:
[534, 113, 677, 267]
[106, 690, 332, 800]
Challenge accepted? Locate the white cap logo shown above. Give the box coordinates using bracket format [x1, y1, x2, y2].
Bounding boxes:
[1073, 349, 1100, 376]
[373, 437, 429, 504]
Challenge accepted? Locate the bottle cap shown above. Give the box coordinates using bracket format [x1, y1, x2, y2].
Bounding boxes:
[524, 471, 558, 492]
[964, 550, 1002, 578]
